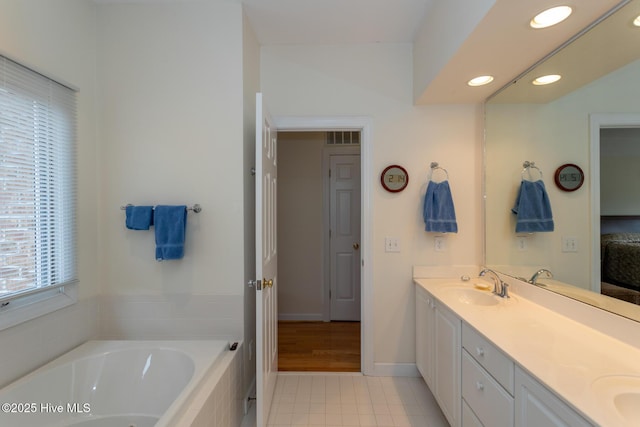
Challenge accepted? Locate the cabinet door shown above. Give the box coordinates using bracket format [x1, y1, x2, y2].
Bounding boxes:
[515, 368, 592, 427]
[416, 286, 435, 389]
[435, 302, 462, 427]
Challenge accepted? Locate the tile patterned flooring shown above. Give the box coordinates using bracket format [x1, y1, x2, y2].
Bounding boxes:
[258, 373, 449, 427]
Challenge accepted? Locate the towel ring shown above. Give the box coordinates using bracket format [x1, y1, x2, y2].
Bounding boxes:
[429, 162, 449, 182]
[521, 161, 543, 181]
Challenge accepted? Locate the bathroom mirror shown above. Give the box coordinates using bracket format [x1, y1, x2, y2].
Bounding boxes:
[485, 0, 640, 322]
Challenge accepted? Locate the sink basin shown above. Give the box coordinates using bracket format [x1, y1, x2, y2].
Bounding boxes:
[442, 287, 500, 306]
[591, 375, 640, 426]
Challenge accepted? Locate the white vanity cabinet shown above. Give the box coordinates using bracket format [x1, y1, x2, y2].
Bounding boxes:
[461, 323, 514, 427]
[415, 285, 435, 387]
[415, 282, 595, 427]
[415, 285, 461, 427]
[515, 368, 592, 427]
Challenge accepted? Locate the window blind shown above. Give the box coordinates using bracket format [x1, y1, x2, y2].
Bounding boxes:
[0, 56, 77, 303]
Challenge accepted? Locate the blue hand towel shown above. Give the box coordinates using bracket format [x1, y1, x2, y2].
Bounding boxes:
[423, 180, 458, 233]
[125, 205, 154, 230]
[154, 205, 187, 261]
[511, 180, 554, 233]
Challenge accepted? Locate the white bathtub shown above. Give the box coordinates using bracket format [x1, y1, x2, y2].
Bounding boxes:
[0, 340, 234, 427]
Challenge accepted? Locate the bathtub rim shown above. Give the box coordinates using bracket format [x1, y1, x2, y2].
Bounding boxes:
[0, 339, 233, 426]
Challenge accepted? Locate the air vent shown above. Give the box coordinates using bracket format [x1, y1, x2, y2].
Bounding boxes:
[326, 131, 360, 145]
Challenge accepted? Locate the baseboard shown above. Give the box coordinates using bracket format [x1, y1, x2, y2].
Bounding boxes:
[278, 313, 324, 321]
[370, 363, 420, 377]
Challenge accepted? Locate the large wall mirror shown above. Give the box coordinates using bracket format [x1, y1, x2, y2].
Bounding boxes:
[485, 0, 640, 322]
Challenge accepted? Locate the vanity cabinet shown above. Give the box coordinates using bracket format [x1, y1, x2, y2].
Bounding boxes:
[515, 368, 592, 427]
[461, 324, 514, 427]
[415, 285, 435, 387]
[415, 283, 594, 427]
[415, 285, 461, 427]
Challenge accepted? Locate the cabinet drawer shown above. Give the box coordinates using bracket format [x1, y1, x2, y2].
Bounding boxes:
[462, 350, 514, 427]
[463, 322, 514, 394]
[462, 399, 483, 427]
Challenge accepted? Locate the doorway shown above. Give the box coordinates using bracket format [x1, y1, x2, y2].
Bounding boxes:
[590, 114, 640, 303]
[598, 126, 640, 304]
[276, 131, 362, 372]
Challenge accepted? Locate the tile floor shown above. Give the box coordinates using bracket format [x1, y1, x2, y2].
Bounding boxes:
[242, 373, 449, 427]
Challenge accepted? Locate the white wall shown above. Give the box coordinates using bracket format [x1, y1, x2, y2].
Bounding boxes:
[0, 0, 100, 387]
[261, 43, 483, 366]
[96, 2, 246, 340]
[277, 132, 325, 320]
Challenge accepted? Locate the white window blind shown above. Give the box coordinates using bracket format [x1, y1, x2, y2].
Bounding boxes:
[0, 56, 77, 305]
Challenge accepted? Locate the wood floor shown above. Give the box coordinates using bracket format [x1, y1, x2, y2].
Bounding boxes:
[278, 321, 361, 372]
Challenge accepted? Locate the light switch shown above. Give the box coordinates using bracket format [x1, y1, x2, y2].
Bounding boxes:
[385, 237, 400, 252]
[562, 236, 578, 253]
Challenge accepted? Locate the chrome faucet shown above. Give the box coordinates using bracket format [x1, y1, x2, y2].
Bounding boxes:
[479, 268, 509, 298]
[529, 269, 553, 285]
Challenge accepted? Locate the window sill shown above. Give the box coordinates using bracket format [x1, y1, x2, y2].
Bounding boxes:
[0, 283, 78, 331]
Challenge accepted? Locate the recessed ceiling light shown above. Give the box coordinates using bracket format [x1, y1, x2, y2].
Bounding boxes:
[532, 74, 562, 85]
[467, 75, 494, 87]
[634, 15, 640, 27]
[530, 6, 573, 29]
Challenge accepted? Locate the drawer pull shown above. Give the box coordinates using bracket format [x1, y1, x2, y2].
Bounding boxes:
[476, 347, 485, 357]
[476, 381, 484, 391]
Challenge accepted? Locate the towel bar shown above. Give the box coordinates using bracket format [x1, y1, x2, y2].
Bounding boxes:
[120, 204, 202, 213]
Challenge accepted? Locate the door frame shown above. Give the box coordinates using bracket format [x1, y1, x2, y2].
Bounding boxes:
[323, 146, 361, 322]
[274, 115, 373, 375]
[589, 113, 640, 293]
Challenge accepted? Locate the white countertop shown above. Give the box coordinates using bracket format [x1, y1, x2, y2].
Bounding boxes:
[414, 277, 640, 427]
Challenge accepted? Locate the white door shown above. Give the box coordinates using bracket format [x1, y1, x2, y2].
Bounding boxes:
[255, 93, 278, 427]
[329, 154, 361, 321]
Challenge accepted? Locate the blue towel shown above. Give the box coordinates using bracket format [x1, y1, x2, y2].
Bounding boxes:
[154, 205, 187, 261]
[423, 180, 458, 233]
[512, 180, 554, 233]
[125, 205, 154, 230]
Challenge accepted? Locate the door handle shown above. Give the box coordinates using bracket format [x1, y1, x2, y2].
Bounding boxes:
[263, 278, 274, 288]
[353, 243, 360, 250]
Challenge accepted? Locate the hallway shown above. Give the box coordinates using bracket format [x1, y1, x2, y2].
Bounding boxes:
[278, 321, 361, 372]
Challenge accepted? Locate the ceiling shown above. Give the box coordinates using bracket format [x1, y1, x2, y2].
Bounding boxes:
[489, 0, 640, 104]
[95, 0, 630, 104]
[241, 0, 434, 45]
[415, 0, 626, 103]
[242, 0, 627, 104]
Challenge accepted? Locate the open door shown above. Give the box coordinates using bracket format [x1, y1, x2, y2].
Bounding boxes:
[255, 93, 278, 427]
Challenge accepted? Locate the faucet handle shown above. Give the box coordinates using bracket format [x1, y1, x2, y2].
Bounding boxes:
[500, 282, 510, 298]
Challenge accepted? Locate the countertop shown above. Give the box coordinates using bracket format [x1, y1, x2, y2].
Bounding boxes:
[414, 277, 640, 427]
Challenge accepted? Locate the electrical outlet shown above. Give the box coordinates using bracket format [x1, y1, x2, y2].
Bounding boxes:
[385, 237, 400, 252]
[517, 236, 527, 251]
[562, 236, 578, 253]
[434, 236, 446, 252]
